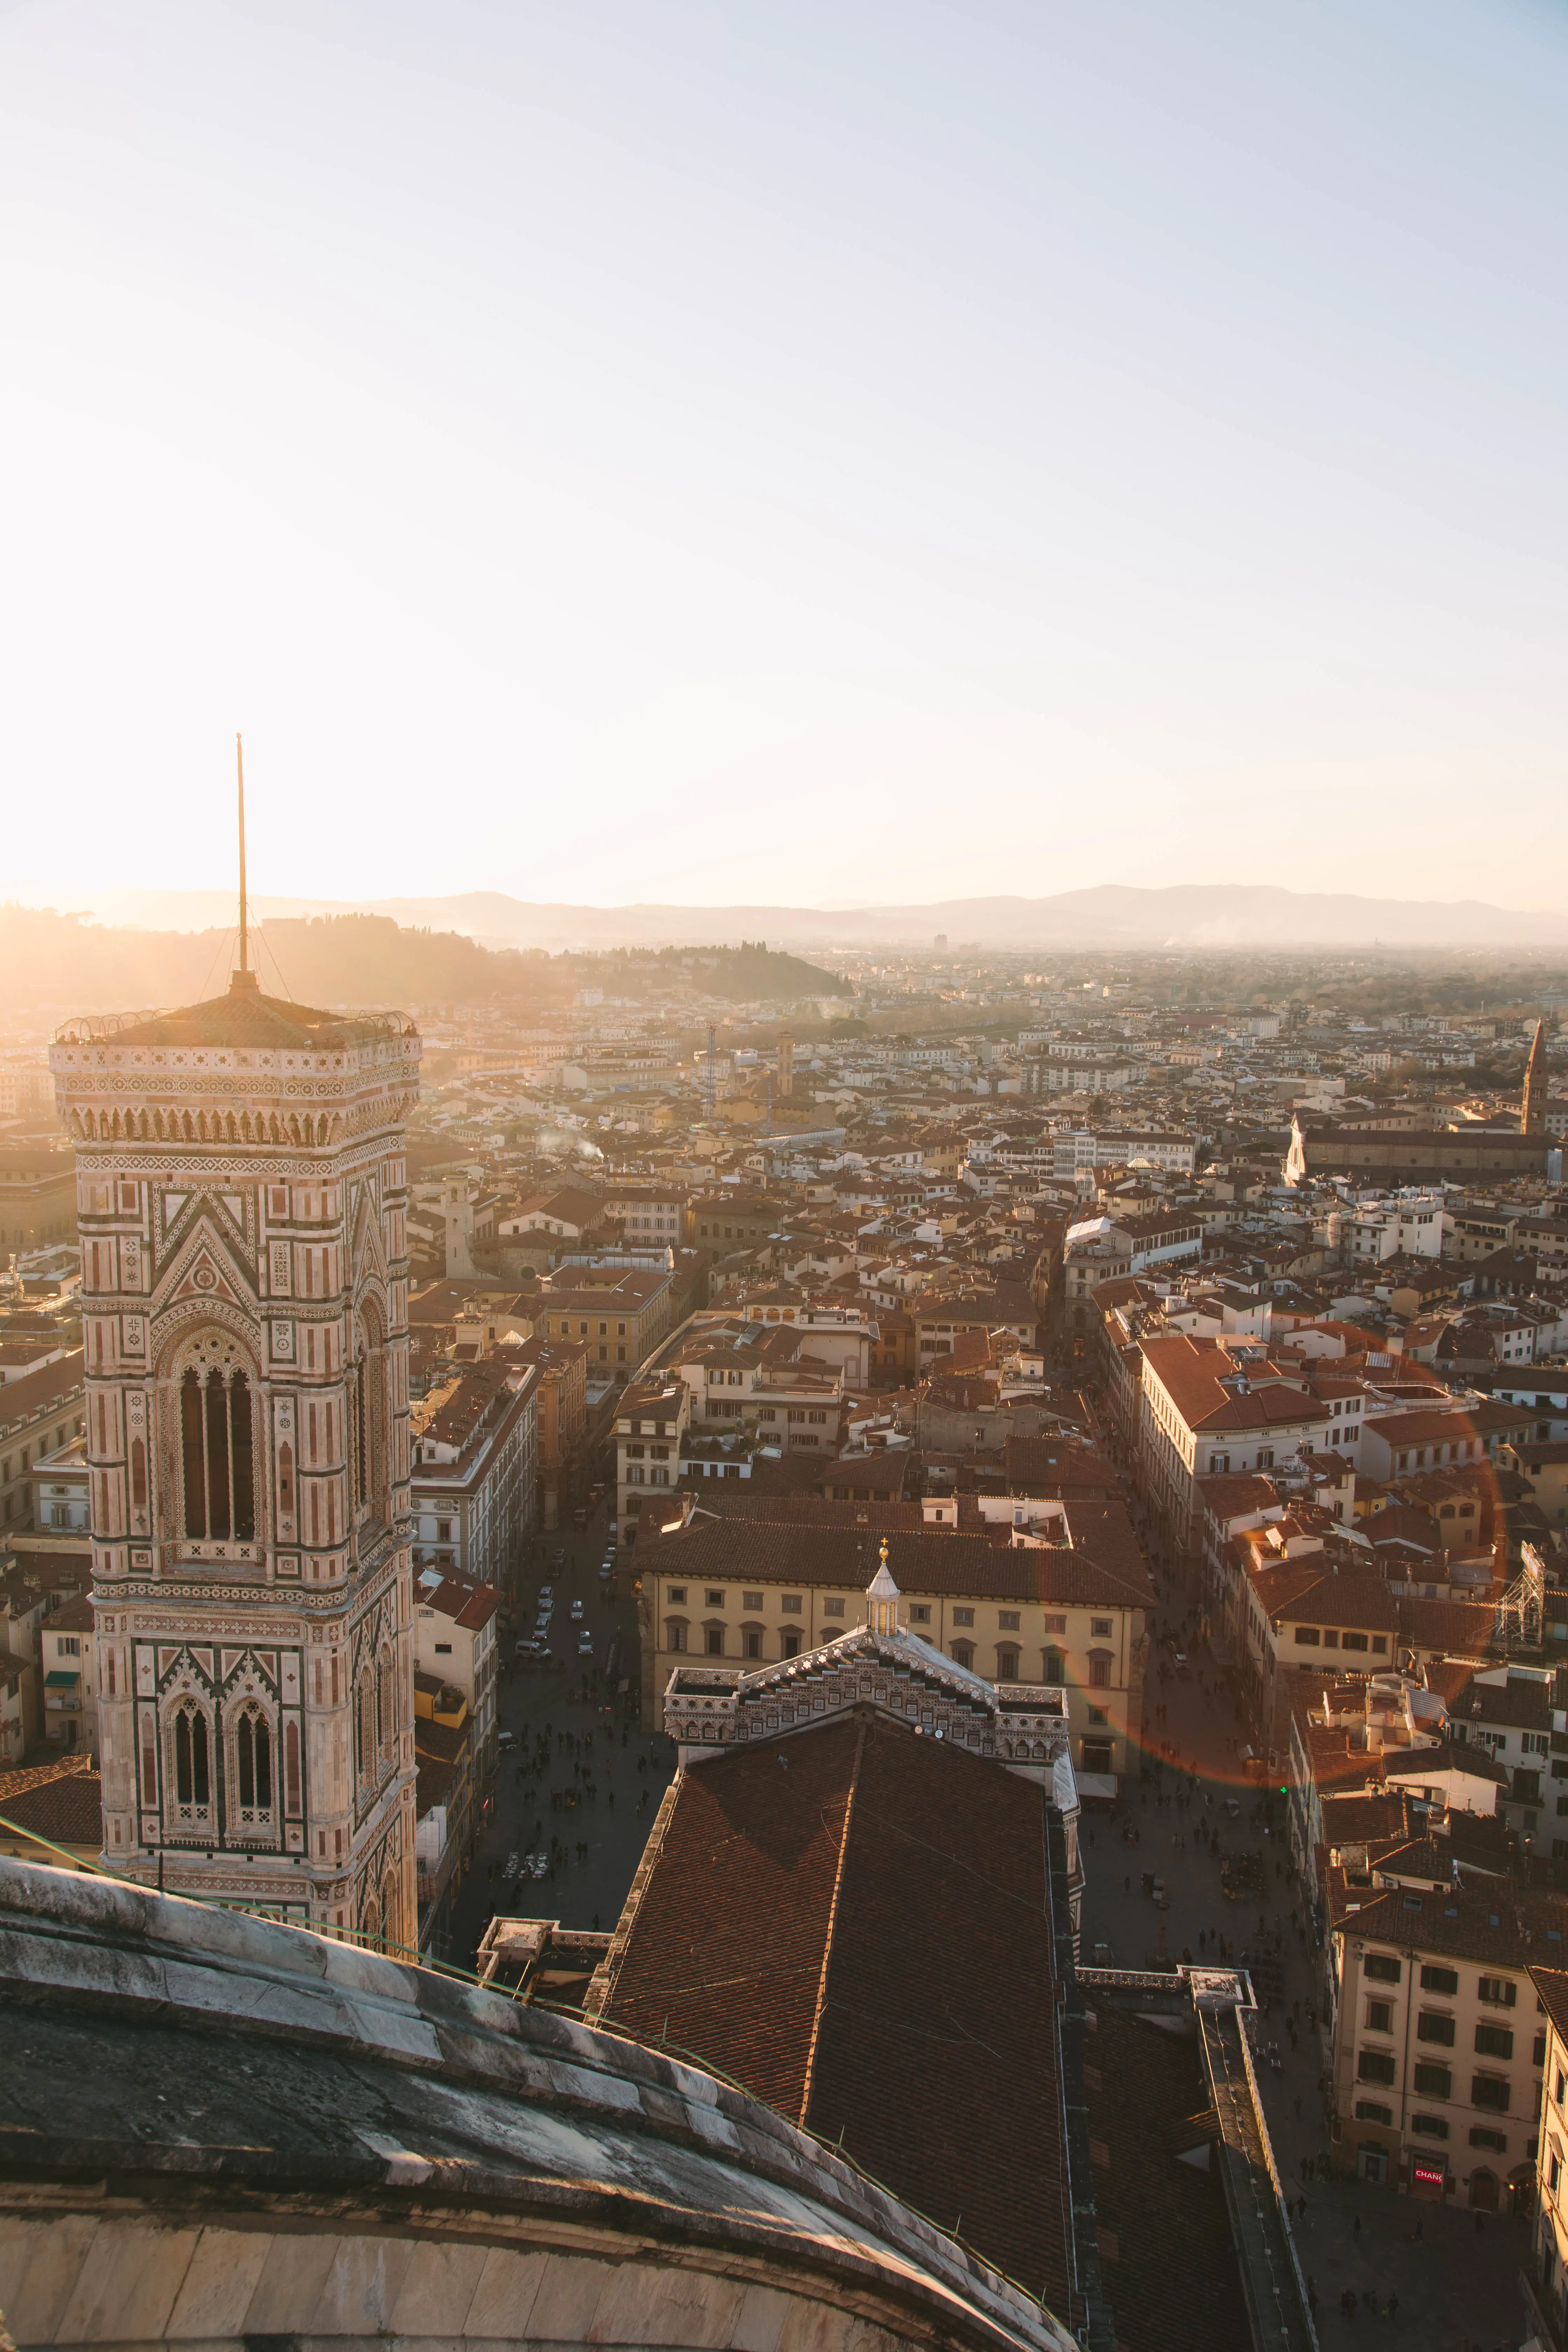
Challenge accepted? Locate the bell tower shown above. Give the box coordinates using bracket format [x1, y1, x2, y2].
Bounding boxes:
[50, 754, 423, 1947]
[1523, 1018, 1548, 1138]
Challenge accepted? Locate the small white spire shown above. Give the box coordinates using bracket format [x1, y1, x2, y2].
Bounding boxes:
[866, 1536, 901, 1637]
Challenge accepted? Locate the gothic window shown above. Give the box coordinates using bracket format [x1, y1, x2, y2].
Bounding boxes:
[178, 1346, 256, 1541]
[381, 1867, 400, 1953]
[351, 1349, 367, 1510]
[350, 1302, 388, 1520]
[234, 1708, 273, 1812]
[167, 1699, 214, 1830]
[356, 1669, 377, 1788]
[377, 1646, 395, 1763]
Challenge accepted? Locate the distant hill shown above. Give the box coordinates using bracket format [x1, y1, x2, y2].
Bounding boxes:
[77, 881, 1568, 952]
[0, 907, 850, 1021]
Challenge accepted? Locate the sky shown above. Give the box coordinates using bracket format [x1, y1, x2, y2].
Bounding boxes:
[3, 0, 1567, 914]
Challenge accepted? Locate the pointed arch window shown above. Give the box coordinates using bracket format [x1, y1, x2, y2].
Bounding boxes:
[356, 1670, 377, 1788]
[168, 1699, 214, 1830]
[236, 1710, 272, 1811]
[377, 1646, 396, 1763]
[180, 1360, 255, 1541]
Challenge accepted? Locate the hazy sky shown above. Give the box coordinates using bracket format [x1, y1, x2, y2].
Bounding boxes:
[4, 0, 1567, 912]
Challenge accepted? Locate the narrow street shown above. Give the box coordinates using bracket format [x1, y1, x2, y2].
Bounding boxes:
[434, 1499, 678, 1969]
[1080, 1595, 1528, 2348]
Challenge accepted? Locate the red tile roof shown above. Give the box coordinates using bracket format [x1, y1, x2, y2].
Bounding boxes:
[597, 1713, 1070, 2310]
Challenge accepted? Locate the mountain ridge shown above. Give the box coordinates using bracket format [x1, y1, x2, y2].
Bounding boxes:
[68, 881, 1568, 951]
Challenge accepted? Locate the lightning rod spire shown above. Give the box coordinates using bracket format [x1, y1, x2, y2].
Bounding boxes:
[236, 732, 248, 977]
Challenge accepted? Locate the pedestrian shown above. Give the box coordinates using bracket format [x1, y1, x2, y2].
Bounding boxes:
[1386, 2295, 1398, 2324]
[1352, 2216, 1360, 2242]
[1413, 2218, 1422, 2242]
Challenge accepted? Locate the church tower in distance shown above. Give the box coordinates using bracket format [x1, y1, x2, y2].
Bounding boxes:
[1523, 1018, 1548, 1137]
[50, 958, 422, 1950]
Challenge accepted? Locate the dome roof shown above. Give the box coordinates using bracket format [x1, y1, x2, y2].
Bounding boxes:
[0, 1857, 1070, 2352]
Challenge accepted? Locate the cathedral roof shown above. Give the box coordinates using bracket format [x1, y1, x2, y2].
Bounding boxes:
[103, 969, 404, 1051]
[0, 1855, 1070, 2352]
[592, 1711, 1074, 2313]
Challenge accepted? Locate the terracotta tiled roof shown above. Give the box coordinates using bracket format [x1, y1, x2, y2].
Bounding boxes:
[1532, 1964, 1568, 2048]
[598, 1713, 1069, 2309]
[0, 1755, 101, 1846]
[111, 974, 396, 1050]
[1339, 1879, 1568, 1966]
[1398, 1597, 1504, 1656]
[1253, 1565, 1400, 1631]
[418, 1572, 499, 1632]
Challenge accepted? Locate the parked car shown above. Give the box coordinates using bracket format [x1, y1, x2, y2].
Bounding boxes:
[537, 1584, 553, 1605]
[497, 1730, 516, 1752]
[570, 1599, 584, 1620]
[577, 1630, 594, 1656]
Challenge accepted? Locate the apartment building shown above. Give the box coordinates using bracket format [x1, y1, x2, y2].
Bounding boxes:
[412, 1567, 502, 1778]
[614, 1373, 692, 1538]
[1331, 1878, 1553, 2205]
[1136, 1335, 1330, 1572]
[498, 1186, 605, 1240]
[39, 1594, 96, 1753]
[689, 1193, 780, 1248]
[1358, 1407, 1500, 1484]
[1439, 1662, 1557, 1846]
[502, 1333, 588, 1531]
[410, 1354, 537, 1596]
[28, 1430, 89, 1532]
[730, 1298, 877, 1385]
[634, 1502, 1152, 1789]
[1064, 1211, 1203, 1313]
[667, 1321, 846, 1454]
[913, 1281, 1041, 1367]
[0, 1149, 77, 1257]
[0, 1347, 84, 1535]
[604, 1189, 688, 1247]
[535, 1265, 673, 1377]
[1523, 1968, 1568, 2348]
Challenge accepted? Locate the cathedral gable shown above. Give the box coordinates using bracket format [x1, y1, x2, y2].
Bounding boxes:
[349, 1180, 387, 1286]
[153, 1213, 257, 1318]
[155, 1186, 257, 1273]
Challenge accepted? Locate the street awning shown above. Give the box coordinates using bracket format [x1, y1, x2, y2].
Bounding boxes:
[43, 1670, 80, 1688]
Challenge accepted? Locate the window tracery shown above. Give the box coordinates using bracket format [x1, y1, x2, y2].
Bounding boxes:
[176, 1332, 256, 1541]
[164, 1696, 215, 1835]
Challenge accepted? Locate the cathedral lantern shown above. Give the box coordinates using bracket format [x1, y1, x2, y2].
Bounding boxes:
[50, 768, 423, 1949]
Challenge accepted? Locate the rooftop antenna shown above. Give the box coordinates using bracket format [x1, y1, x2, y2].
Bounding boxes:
[233, 731, 258, 993]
